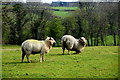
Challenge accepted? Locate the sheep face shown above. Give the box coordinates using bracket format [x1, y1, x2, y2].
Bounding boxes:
[45, 37, 56, 46]
[79, 37, 87, 46]
[49, 37, 56, 45]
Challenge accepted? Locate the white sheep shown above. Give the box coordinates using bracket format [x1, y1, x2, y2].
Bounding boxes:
[61, 35, 87, 55]
[21, 37, 56, 63]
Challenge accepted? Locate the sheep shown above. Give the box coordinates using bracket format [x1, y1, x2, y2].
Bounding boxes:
[21, 37, 56, 63]
[61, 35, 87, 55]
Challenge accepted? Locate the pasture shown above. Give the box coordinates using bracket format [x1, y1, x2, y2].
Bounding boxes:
[52, 11, 71, 18]
[51, 7, 78, 17]
[51, 7, 78, 10]
[2, 45, 118, 78]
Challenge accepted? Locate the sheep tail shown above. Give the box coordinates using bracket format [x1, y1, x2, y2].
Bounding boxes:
[62, 37, 67, 42]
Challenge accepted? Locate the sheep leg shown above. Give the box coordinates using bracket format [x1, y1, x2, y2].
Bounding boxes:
[21, 52, 26, 62]
[42, 54, 45, 61]
[40, 54, 44, 63]
[68, 50, 71, 55]
[75, 51, 80, 54]
[62, 48, 65, 55]
[26, 54, 31, 63]
[21, 47, 26, 62]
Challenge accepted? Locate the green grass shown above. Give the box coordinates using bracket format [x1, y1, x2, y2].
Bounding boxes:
[105, 35, 119, 46]
[2, 45, 118, 78]
[51, 7, 78, 18]
[52, 11, 72, 18]
[51, 7, 79, 10]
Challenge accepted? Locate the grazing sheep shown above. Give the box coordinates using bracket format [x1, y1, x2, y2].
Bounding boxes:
[61, 35, 87, 55]
[21, 37, 56, 63]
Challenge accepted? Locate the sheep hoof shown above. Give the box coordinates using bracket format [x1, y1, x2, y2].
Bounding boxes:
[68, 53, 71, 55]
[28, 61, 31, 63]
[73, 53, 79, 54]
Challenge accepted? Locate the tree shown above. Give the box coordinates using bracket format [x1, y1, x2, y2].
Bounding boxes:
[46, 18, 65, 46]
[12, 3, 30, 44]
[75, 2, 118, 46]
[106, 3, 118, 46]
[27, 2, 53, 40]
[62, 16, 76, 35]
[2, 3, 29, 45]
[74, 2, 96, 45]
[2, 2, 53, 44]
[2, 2, 12, 44]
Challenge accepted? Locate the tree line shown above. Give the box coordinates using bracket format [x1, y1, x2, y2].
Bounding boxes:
[2, 2, 119, 46]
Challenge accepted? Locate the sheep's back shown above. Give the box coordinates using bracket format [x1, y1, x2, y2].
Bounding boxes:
[22, 39, 44, 53]
[62, 35, 76, 42]
[62, 35, 77, 49]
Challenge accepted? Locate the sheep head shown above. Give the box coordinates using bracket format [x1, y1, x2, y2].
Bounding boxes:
[45, 37, 56, 46]
[49, 37, 56, 45]
[79, 37, 87, 46]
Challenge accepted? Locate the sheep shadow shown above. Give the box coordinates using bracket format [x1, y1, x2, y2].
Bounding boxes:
[58, 53, 79, 55]
[49, 53, 77, 56]
[3, 61, 41, 65]
[3, 61, 28, 65]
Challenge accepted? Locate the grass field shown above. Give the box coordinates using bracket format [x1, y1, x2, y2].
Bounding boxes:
[2, 45, 118, 78]
[51, 7, 78, 18]
[51, 7, 79, 10]
[52, 11, 72, 18]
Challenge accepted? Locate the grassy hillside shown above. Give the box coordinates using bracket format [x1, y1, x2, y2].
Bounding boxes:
[51, 7, 78, 18]
[51, 7, 79, 10]
[2, 45, 118, 78]
[52, 11, 71, 18]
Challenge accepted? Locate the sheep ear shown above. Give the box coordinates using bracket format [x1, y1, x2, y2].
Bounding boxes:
[45, 36, 48, 39]
[79, 38, 83, 42]
[49, 37, 52, 40]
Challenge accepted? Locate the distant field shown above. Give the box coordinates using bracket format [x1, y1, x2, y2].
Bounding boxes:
[2, 45, 118, 78]
[51, 7, 79, 10]
[52, 11, 72, 18]
[51, 7, 78, 18]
